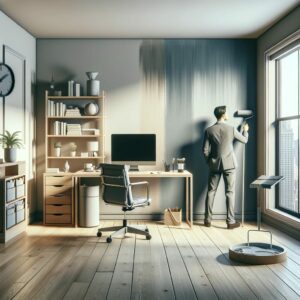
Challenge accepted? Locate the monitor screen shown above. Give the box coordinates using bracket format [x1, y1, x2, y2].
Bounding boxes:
[111, 134, 156, 164]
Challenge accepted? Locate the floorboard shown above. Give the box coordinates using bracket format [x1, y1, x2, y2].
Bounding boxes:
[0, 221, 299, 300]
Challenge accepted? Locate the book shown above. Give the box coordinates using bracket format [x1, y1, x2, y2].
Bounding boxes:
[68, 80, 74, 96]
[75, 83, 80, 96]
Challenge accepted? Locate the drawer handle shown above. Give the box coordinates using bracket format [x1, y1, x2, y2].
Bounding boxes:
[53, 204, 63, 206]
[53, 176, 64, 178]
[53, 194, 65, 197]
[53, 185, 63, 187]
[53, 213, 63, 216]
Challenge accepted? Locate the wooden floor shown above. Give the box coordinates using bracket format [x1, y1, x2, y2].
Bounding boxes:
[0, 221, 299, 300]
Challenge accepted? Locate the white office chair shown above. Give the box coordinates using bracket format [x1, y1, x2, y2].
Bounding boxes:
[97, 163, 151, 243]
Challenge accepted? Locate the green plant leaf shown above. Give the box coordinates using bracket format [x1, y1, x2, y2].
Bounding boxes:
[0, 130, 23, 148]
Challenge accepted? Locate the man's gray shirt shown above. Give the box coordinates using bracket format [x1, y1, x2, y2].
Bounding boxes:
[203, 121, 248, 172]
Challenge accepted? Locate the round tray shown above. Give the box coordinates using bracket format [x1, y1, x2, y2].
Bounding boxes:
[229, 242, 287, 265]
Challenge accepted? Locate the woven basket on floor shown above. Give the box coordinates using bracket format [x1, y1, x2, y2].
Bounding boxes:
[164, 207, 182, 226]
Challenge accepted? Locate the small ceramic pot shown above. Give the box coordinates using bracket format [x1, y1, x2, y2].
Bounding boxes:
[4, 148, 17, 162]
[54, 148, 61, 157]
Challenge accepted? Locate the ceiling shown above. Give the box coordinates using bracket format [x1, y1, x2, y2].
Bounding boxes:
[0, 0, 299, 38]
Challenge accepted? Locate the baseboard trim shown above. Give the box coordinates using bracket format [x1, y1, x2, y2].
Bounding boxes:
[262, 213, 300, 240]
[33, 211, 256, 222]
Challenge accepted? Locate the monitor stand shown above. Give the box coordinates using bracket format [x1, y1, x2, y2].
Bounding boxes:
[129, 165, 139, 171]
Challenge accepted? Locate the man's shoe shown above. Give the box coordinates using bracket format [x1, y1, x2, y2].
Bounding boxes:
[227, 222, 240, 229]
[204, 220, 211, 227]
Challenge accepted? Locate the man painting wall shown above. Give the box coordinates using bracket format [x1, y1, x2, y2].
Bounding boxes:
[203, 106, 249, 229]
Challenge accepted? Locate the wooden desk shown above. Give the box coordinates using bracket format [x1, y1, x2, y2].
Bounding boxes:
[74, 170, 193, 228]
[44, 170, 193, 228]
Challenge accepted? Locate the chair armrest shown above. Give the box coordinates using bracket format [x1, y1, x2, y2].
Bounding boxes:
[130, 181, 149, 200]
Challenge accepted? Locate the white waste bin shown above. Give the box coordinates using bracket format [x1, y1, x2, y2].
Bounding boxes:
[79, 185, 100, 227]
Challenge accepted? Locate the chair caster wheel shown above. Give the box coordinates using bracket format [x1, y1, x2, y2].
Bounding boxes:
[145, 228, 149, 233]
[146, 234, 152, 240]
[106, 237, 112, 243]
[97, 231, 102, 237]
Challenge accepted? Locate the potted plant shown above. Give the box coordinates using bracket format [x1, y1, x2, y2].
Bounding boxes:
[54, 142, 62, 157]
[0, 130, 23, 162]
[70, 142, 77, 157]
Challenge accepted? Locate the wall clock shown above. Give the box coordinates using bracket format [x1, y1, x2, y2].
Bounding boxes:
[0, 63, 15, 97]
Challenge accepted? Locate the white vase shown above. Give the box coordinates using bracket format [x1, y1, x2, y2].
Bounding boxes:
[64, 161, 70, 172]
[70, 151, 76, 157]
[54, 148, 61, 157]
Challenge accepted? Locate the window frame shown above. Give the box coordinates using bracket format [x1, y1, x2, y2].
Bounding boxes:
[275, 48, 300, 218]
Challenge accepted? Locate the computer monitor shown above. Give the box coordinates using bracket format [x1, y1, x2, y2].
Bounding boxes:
[111, 134, 156, 170]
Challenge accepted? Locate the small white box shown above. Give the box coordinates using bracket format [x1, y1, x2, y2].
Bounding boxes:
[46, 168, 60, 173]
[81, 152, 89, 158]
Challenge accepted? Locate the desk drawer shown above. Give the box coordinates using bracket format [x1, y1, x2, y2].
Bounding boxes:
[45, 186, 72, 197]
[45, 214, 71, 224]
[46, 194, 71, 205]
[46, 204, 71, 214]
[45, 176, 72, 186]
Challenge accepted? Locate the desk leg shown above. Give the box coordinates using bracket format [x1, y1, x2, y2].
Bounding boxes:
[186, 176, 193, 229]
[74, 177, 78, 228]
[186, 177, 189, 226]
[190, 176, 193, 227]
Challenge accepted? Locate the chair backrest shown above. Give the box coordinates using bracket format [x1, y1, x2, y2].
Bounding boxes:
[100, 163, 133, 207]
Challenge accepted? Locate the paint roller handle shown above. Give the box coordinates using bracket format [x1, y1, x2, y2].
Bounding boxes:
[243, 123, 249, 132]
[239, 120, 249, 133]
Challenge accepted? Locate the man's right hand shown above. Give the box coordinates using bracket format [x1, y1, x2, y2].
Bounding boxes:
[243, 123, 249, 132]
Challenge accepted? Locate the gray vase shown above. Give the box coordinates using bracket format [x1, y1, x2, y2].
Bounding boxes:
[4, 148, 17, 162]
[86, 72, 100, 96]
[87, 80, 100, 96]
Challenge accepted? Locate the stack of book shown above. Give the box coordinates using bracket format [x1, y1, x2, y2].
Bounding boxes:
[67, 124, 82, 135]
[65, 107, 81, 117]
[53, 121, 67, 135]
[48, 101, 66, 116]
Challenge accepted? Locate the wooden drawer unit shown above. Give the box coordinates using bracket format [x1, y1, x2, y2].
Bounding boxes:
[45, 175, 72, 186]
[44, 174, 74, 226]
[45, 186, 72, 197]
[45, 214, 72, 224]
[46, 194, 72, 205]
[46, 204, 72, 214]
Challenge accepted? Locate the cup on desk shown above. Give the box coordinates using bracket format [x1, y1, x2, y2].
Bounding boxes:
[164, 163, 171, 172]
[84, 163, 94, 172]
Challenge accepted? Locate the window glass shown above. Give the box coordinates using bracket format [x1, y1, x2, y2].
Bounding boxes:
[278, 51, 299, 118]
[278, 119, 299, 213]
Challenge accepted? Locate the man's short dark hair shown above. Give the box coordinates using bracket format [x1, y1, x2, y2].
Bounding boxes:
[214, 106, 226, 119]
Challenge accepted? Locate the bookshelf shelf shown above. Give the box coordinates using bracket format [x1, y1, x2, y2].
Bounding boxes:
[47, 135, 102, 138]
[48, 156, 104, 159]
[48, 116, 103, 119]
[48, 96, 104, 100]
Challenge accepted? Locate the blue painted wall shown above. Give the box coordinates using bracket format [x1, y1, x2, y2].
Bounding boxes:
[162, 40, 257, 219]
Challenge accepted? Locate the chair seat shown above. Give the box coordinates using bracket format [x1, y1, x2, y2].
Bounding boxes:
[132, 197, 151, 207]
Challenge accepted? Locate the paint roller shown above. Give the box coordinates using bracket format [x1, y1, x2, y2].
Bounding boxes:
[234, 110, 254, 132]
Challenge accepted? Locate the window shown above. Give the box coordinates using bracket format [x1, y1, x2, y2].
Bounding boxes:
[276, 48, 300, 217]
